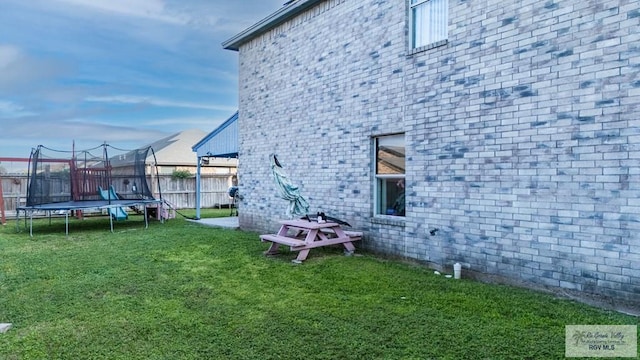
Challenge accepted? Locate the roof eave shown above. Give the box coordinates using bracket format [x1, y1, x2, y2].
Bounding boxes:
[222, 0, 325, 51]
[204, 153, 238, 159]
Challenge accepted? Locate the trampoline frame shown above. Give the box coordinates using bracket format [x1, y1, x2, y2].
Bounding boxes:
[17, 143, 165, 237]
[17, 199, 163, 237]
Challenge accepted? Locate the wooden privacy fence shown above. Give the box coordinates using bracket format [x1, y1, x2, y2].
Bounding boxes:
[152, 174, 235, 209]
[1, 174, 235, 217]
[0, 176, 28, 219]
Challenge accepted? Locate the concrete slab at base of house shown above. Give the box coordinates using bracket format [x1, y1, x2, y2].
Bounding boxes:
[188, 217, 239, 229]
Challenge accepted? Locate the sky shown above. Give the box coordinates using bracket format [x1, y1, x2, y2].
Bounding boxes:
[0, 0, 284, 165]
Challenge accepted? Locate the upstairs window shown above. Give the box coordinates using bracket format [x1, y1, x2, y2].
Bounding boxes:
[410, 0, 449, 49]
[375, 134, 405, 217]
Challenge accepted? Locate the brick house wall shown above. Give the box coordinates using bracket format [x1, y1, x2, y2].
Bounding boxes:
[227, 0, 640, 311]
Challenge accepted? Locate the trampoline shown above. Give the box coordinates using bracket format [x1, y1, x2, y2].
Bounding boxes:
[16, 144, 165, 236]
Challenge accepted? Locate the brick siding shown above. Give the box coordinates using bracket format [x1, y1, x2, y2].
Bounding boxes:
[233, 0, 640, 311]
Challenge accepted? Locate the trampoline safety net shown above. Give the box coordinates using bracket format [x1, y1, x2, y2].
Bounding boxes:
[26, 144, 157, 206]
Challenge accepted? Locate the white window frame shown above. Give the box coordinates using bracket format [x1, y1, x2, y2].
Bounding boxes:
[410, 0, 449, 50]
[374, 134, 406, 217]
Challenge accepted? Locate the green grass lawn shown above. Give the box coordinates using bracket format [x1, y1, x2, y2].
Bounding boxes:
[0, 210, 637, 359]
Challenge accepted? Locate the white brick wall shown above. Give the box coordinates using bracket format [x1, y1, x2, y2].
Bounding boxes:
[233, 0, 640, 310]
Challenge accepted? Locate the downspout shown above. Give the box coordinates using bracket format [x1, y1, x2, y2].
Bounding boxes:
[402, 44, 408, 260]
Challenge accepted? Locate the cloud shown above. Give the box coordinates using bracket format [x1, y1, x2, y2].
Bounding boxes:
[166, 1, 286, 31]
[0, 0, 286, 159]
[0, 100, 37, 118]
[139, 116, 229, 129]
[46, 0, 250, 37]
[1, 117, 169, 148]
[0, 45, 21, 68]
[0, 45, 69, 94]
[66, 120, 170, 143]
[53, 0, 188, 25]
[85, 95, 237, 112]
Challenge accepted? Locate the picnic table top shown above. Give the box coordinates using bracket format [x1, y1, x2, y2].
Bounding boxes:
[279, 219, 342, 229]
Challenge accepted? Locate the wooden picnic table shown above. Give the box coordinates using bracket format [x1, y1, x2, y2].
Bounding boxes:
[260, 219, 362, 263]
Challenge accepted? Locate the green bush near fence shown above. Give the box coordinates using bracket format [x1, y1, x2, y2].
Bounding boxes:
[171, 169, 193, 179]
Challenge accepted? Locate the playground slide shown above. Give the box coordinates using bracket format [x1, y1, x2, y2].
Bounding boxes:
[98, 186, 128, 221]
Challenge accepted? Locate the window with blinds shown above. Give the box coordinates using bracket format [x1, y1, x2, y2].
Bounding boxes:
[410, 0, 449, 50]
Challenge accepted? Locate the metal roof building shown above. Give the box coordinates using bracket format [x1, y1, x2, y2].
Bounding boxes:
[192, 111, 239, 159]
[192, 111, 239, 219]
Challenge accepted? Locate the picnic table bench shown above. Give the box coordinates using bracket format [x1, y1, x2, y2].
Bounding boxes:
[260, 219, 362, 263]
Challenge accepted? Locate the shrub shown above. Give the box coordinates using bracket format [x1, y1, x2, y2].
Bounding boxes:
[171, 169, 192, 179]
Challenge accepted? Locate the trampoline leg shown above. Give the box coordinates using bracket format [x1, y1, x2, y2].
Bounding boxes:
[144, 206, 149, 229]
[65, 212, 69, 236]
[15, 209, 19, 233]
[109, 213, 114, 233]
[29, 212, 33, 238]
